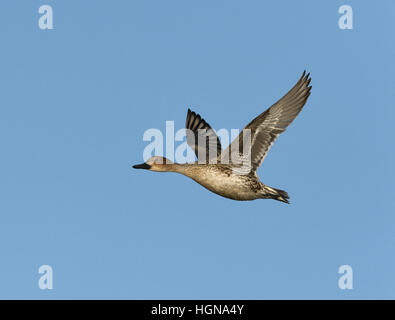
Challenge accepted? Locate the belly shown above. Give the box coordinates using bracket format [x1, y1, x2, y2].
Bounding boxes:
[186, 169, 261, 201]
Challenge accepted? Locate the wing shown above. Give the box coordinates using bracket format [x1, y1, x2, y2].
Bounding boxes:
[185, 108, 222, 163]
[221, 71, 312, 173]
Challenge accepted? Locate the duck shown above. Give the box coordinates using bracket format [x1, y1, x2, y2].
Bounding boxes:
[133, 71, 312, 203]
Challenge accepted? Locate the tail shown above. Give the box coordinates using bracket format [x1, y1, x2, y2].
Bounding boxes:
[263, 186, 290, 204]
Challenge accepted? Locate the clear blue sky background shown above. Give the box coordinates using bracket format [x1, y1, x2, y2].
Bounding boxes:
[0, 0, 394, 299]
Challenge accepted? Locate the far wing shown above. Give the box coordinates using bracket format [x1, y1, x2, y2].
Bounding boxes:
[186, 108, 222, 163]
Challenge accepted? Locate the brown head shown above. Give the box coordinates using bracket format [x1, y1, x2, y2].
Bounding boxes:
[133, 156, 174, 172]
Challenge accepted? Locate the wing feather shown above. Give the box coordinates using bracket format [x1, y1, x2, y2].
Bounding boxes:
[186, 109, 222, 163]
[221, 71, 312, 172]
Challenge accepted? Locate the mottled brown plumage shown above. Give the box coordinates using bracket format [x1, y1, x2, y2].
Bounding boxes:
[133, 71, 312, 202]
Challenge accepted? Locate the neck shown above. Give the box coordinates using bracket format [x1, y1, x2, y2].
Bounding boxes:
[157, 163, 204, 183]
[166, 163, 190, 173]
[151, 162, 191, 173]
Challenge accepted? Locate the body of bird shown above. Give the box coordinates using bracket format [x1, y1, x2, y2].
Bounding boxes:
[133, 71, 312, 203]
[162, 163, 264, 201]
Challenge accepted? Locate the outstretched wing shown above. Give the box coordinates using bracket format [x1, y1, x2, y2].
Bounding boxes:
[186, 108, 222, 163]
[221, 71, 312, 172]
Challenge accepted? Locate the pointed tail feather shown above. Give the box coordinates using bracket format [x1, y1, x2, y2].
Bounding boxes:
[263, 186, 290, 204]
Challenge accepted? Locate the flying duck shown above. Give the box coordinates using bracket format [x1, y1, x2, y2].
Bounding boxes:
[133, 71, 312, 202]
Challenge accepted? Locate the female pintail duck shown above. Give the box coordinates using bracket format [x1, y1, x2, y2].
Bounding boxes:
[134, 71, 312, 203]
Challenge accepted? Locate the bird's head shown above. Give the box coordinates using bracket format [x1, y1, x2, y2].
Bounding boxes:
[133, 156, 173, 172]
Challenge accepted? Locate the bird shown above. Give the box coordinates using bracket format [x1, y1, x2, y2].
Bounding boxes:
[133, 71, 312, 202]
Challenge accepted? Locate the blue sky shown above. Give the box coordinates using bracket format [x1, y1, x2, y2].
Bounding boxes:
[0, 0, 394, 299]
